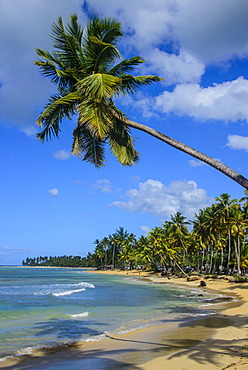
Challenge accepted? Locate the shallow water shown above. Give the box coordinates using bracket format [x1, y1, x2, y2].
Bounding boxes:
[0, 266, 218, 360]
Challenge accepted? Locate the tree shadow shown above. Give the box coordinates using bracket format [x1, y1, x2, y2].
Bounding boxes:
[2, 312, 248, 369]
[163, 312, 248, 366]
[33, 318, 108, 340]
[166, 337, 248, 366]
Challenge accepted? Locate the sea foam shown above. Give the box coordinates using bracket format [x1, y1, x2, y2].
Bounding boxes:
[52, 288, 86, 297]
[70, 311, 89, 318]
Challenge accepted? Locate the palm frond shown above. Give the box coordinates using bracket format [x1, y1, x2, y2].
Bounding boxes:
[66, 14, 83, 44]
[72, 124, 105, 167]
[77, 73, 121, 101]
[37, 92, 79, 141]
[86, 16, 123, 45]
[119, 74, 163, 95]
[77, 98, 110, 139]
[50, 16, 83, 71]
[89, 36, 120, 72]
[107, 112, 139, 166]
[108, 56, 145, 76]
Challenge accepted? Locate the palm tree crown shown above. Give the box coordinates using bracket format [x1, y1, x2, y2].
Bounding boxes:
[35, 14, 248, 189]
[35, 15, 161, 167]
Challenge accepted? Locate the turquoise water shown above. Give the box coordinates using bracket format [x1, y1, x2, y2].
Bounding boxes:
[0, 267, 217, 360]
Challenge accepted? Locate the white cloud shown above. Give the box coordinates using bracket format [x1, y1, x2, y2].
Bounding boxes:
[3, 245, 12, 250]
[53, 150, 72, 160]
[2, 0, 248, 132]
[88, 0, 248, 64]
[173, 0, 248, 64]
[110, 179, 210, 218]
[146, 49, 205, 85]
[227, 134, 248, 152]
[48, 188, 59, 197]
[94, 179, 114, 193]
[155, 77, 248, 122]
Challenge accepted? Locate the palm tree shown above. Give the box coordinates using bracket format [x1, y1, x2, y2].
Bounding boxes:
[240, 190, 248, 217]
[34, 15, 248, 189]
[215, 193, 238, 272]
[229, 208, 248, 275]
[167, 212, 189, 262]
[93, 239, 105, 268]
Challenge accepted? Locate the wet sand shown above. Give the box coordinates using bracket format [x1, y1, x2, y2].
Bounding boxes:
[1, 270, 248, 369]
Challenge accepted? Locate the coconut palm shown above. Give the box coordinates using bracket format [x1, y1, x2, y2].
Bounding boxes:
[167, 212, 189, 262]
[34, 15, 248, 189]
[229, 208, 248, 275]
[215, 194, 239, 272]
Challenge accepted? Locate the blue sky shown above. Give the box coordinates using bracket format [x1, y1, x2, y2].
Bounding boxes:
[1, 0, 248, 265]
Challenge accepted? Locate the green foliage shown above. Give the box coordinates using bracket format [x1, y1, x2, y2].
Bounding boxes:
[23, 192, 248, 275]
[22, 255, 90, 267]
[35, 14, 162, 167]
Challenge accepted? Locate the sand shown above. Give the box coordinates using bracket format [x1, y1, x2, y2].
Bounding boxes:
[1, 270, 247, 369]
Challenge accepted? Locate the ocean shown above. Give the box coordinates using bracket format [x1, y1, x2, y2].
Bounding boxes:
[0, 266, 218, 362]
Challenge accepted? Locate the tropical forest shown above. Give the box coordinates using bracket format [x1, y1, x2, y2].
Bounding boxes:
[24, 192, 248, 278]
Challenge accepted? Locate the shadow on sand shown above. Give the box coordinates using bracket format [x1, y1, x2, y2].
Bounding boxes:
[1, 312, 247, 369]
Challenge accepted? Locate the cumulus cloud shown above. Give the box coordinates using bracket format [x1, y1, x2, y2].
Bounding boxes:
[87, 1, 248, 121]
[155, 77, 248, 122]
[2, 0, 248, 132]
[147, 49, 205, 85]
[227, 134, 248, 152]
[110, 179, 210, 218]
[53, 150, 72, 160]
[88, 0, 248, 64]
[48, 188, 59, 197]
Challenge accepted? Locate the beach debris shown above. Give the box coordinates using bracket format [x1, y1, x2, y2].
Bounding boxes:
[199, 280, 207, 287]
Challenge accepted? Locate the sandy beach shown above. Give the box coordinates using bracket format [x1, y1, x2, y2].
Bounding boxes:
[1, 270, 247, 369]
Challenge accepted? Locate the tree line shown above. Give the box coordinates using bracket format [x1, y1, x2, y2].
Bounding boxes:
[22, 255, 91, 267]
[90, 192, 248, 277]
[23, 192, 248, 276]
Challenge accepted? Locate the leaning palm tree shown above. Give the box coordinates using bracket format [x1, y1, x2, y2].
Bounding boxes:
[34, 15, 248, 189]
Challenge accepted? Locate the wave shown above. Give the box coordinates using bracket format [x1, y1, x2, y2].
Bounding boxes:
[52, 288, 86, 297]
[0, 281, 95, 296]
[1, 281, 95, 296]
[85, 333, 107, 342]
[69, 311, 89, 318]
[76, 282, 95, 288]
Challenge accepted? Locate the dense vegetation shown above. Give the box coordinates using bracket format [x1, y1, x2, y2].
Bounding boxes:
[23, 192, 248, 276]
[22, 255, 91, 267]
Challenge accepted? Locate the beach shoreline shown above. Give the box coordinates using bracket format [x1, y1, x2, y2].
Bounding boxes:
[1, 269, 247, 369]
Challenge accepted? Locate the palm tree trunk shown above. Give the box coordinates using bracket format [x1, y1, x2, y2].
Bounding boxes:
[122, 117, 248, 189]
[174, 261, 189, 278]
[197, 250, 200, 271]
[112, 244, 116, 269]
[209, 246, 214, 274]
[201, 248, 205, 272]
[237, 236, 241, 275]
[227, 229, 232, 272]
[220, 246, 224, 273]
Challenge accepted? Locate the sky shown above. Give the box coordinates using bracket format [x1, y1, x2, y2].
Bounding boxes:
[1, 0, 248, 265]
